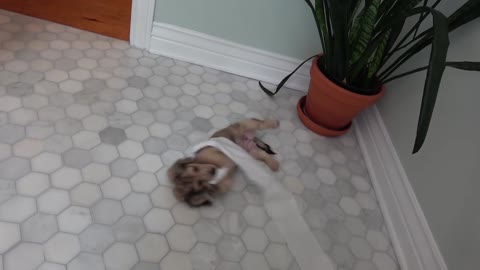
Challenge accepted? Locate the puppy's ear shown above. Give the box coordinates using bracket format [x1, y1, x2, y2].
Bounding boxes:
[185, 190, 213, 207]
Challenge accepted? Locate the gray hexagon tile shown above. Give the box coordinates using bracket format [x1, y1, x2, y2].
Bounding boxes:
[21, 213, 58, 243]
[79, 224, 115, 253]
[44, 232, 81, 264]
[136, 233, 169, 263]
[0, 10, 399, 270]
[113, 216, 145, 243]
[0, 221, 20, 253]
[103, 242, 138, 270]
[67, 253, 104, 270]
[3, 243, 44, 270]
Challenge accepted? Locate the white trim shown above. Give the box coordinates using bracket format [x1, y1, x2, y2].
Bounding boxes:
[149, 22, 312, 92]
[130, 0, 156, 49]
[354, 106, 448, 270]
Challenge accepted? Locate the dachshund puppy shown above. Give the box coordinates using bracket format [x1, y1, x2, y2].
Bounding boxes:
[168, 118, 279, 207]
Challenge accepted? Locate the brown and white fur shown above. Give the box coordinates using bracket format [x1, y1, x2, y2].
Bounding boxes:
[167, 118, 280, 207]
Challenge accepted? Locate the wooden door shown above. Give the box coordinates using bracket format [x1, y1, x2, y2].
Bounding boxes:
[0, 0, 132, 40]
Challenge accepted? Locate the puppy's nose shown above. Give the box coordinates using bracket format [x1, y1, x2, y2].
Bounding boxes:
[210, 167, 216, 175]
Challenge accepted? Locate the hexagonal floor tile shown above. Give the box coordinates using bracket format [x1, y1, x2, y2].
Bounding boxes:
[101, 177, 131, 200]
[57, 206, 92, 233]
[63, 148, 92, 169]
[44, 233, 80, 264]
[264, 243, 293, 270]
[91, 199, 123, 225]
[99, 126, 127, 145]
[0, 196, 36, 223]
[67, 253, 104, 270]
[0, 157, 30, 180]
[4, 243, 44, 270]
[219, 211, 247, 236]
[242, 205, 267, 228]
[241, 227, 268, 252]
[171, 203, 200, 225]
[160, 252, 192, 270]
[51, 167, 82, 189]
[31, 152, 62, 173]
[21, 213, 58, 244]
[241, 253, 270, 270]
[122, 192, 152, 216]
[136, 233, 169, 263]
[71, 183, 101, 207]
[113, 216, 145, 243]
[103, 242, 138, 270]
[150, 186, 176, 209]
[166, 224, 197, 252]
[82, 163, 111, 184]
[130, 171, 158, 193]
[216, 235, 246, 262]
[0, 221, 20, 253]
[79, 224, 115, 254]
[144, 208, 174, 234]
[16, 172, 49, 196]
[37, 189, 70, 215]
[91, 143, 119, 164]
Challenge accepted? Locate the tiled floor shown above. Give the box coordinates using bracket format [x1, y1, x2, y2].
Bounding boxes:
[0, 9, 399, 270]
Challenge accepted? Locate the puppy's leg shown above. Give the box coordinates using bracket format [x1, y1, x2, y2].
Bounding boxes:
[229, 118, 279, 137]
[240, 118, 279, 131]
[249, 148, 280, 171]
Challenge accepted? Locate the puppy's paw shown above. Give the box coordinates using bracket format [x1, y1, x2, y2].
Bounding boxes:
[269, 160, 280, 171]
[273, 120, 280, 128]
[266, 119, 279, 129]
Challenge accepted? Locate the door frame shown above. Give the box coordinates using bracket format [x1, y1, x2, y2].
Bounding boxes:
[130, 0, 156, 49]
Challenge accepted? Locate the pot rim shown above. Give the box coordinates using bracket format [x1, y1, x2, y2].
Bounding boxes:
[310, 57, 386, 104]
[297, 96, 351, 136]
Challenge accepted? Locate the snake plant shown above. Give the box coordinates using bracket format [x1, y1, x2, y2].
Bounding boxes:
[262, 0, 480, 153]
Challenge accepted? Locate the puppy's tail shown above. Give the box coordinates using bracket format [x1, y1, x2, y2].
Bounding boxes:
[254, 137, 276, 155]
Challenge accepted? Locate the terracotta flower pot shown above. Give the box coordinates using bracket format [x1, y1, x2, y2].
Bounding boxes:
[297, 57, 385, 136]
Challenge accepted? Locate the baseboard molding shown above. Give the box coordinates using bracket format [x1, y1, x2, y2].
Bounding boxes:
[354, 106, 447, 270]
[149, 22, 311, 92]
[130, 0, 155, 49]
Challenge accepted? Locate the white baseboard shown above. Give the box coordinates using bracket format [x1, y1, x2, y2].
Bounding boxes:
[149, 22, 312, 92]
[130, 0, 155, 49]
[354, 106, 447, 270]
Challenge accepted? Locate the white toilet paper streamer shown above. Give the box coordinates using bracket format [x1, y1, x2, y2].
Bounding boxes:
[188, 137, 335, 270]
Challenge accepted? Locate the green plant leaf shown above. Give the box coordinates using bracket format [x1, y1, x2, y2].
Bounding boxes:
[314, 0, 330, 64]
[368, 29, 391, 79]
[385, 0, 480, 65]
[347, 29, 390, 85]
[381, 21, 405, 63]
[378, 6, 458, 81]
[350, 0, 381, 65]
[383, 61, 480, 84]
[413, 0, 429, 38]
[329, 0, 349, 79]
[412, 9, 449, 153]
[383, 0, 441, 60]
[377, 0, 399, 18]
[446, 61, 480, 70]
[349, 10, 364, 45]
[447, 0, 480, 31]
[377, 0, 422, 31]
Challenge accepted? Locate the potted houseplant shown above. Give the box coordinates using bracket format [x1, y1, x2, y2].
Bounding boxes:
[261, 0, 480, 153]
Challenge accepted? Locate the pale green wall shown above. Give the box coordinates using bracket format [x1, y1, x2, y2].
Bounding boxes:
[154, 0, 321, 60]
[378, 1, 480, 269]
